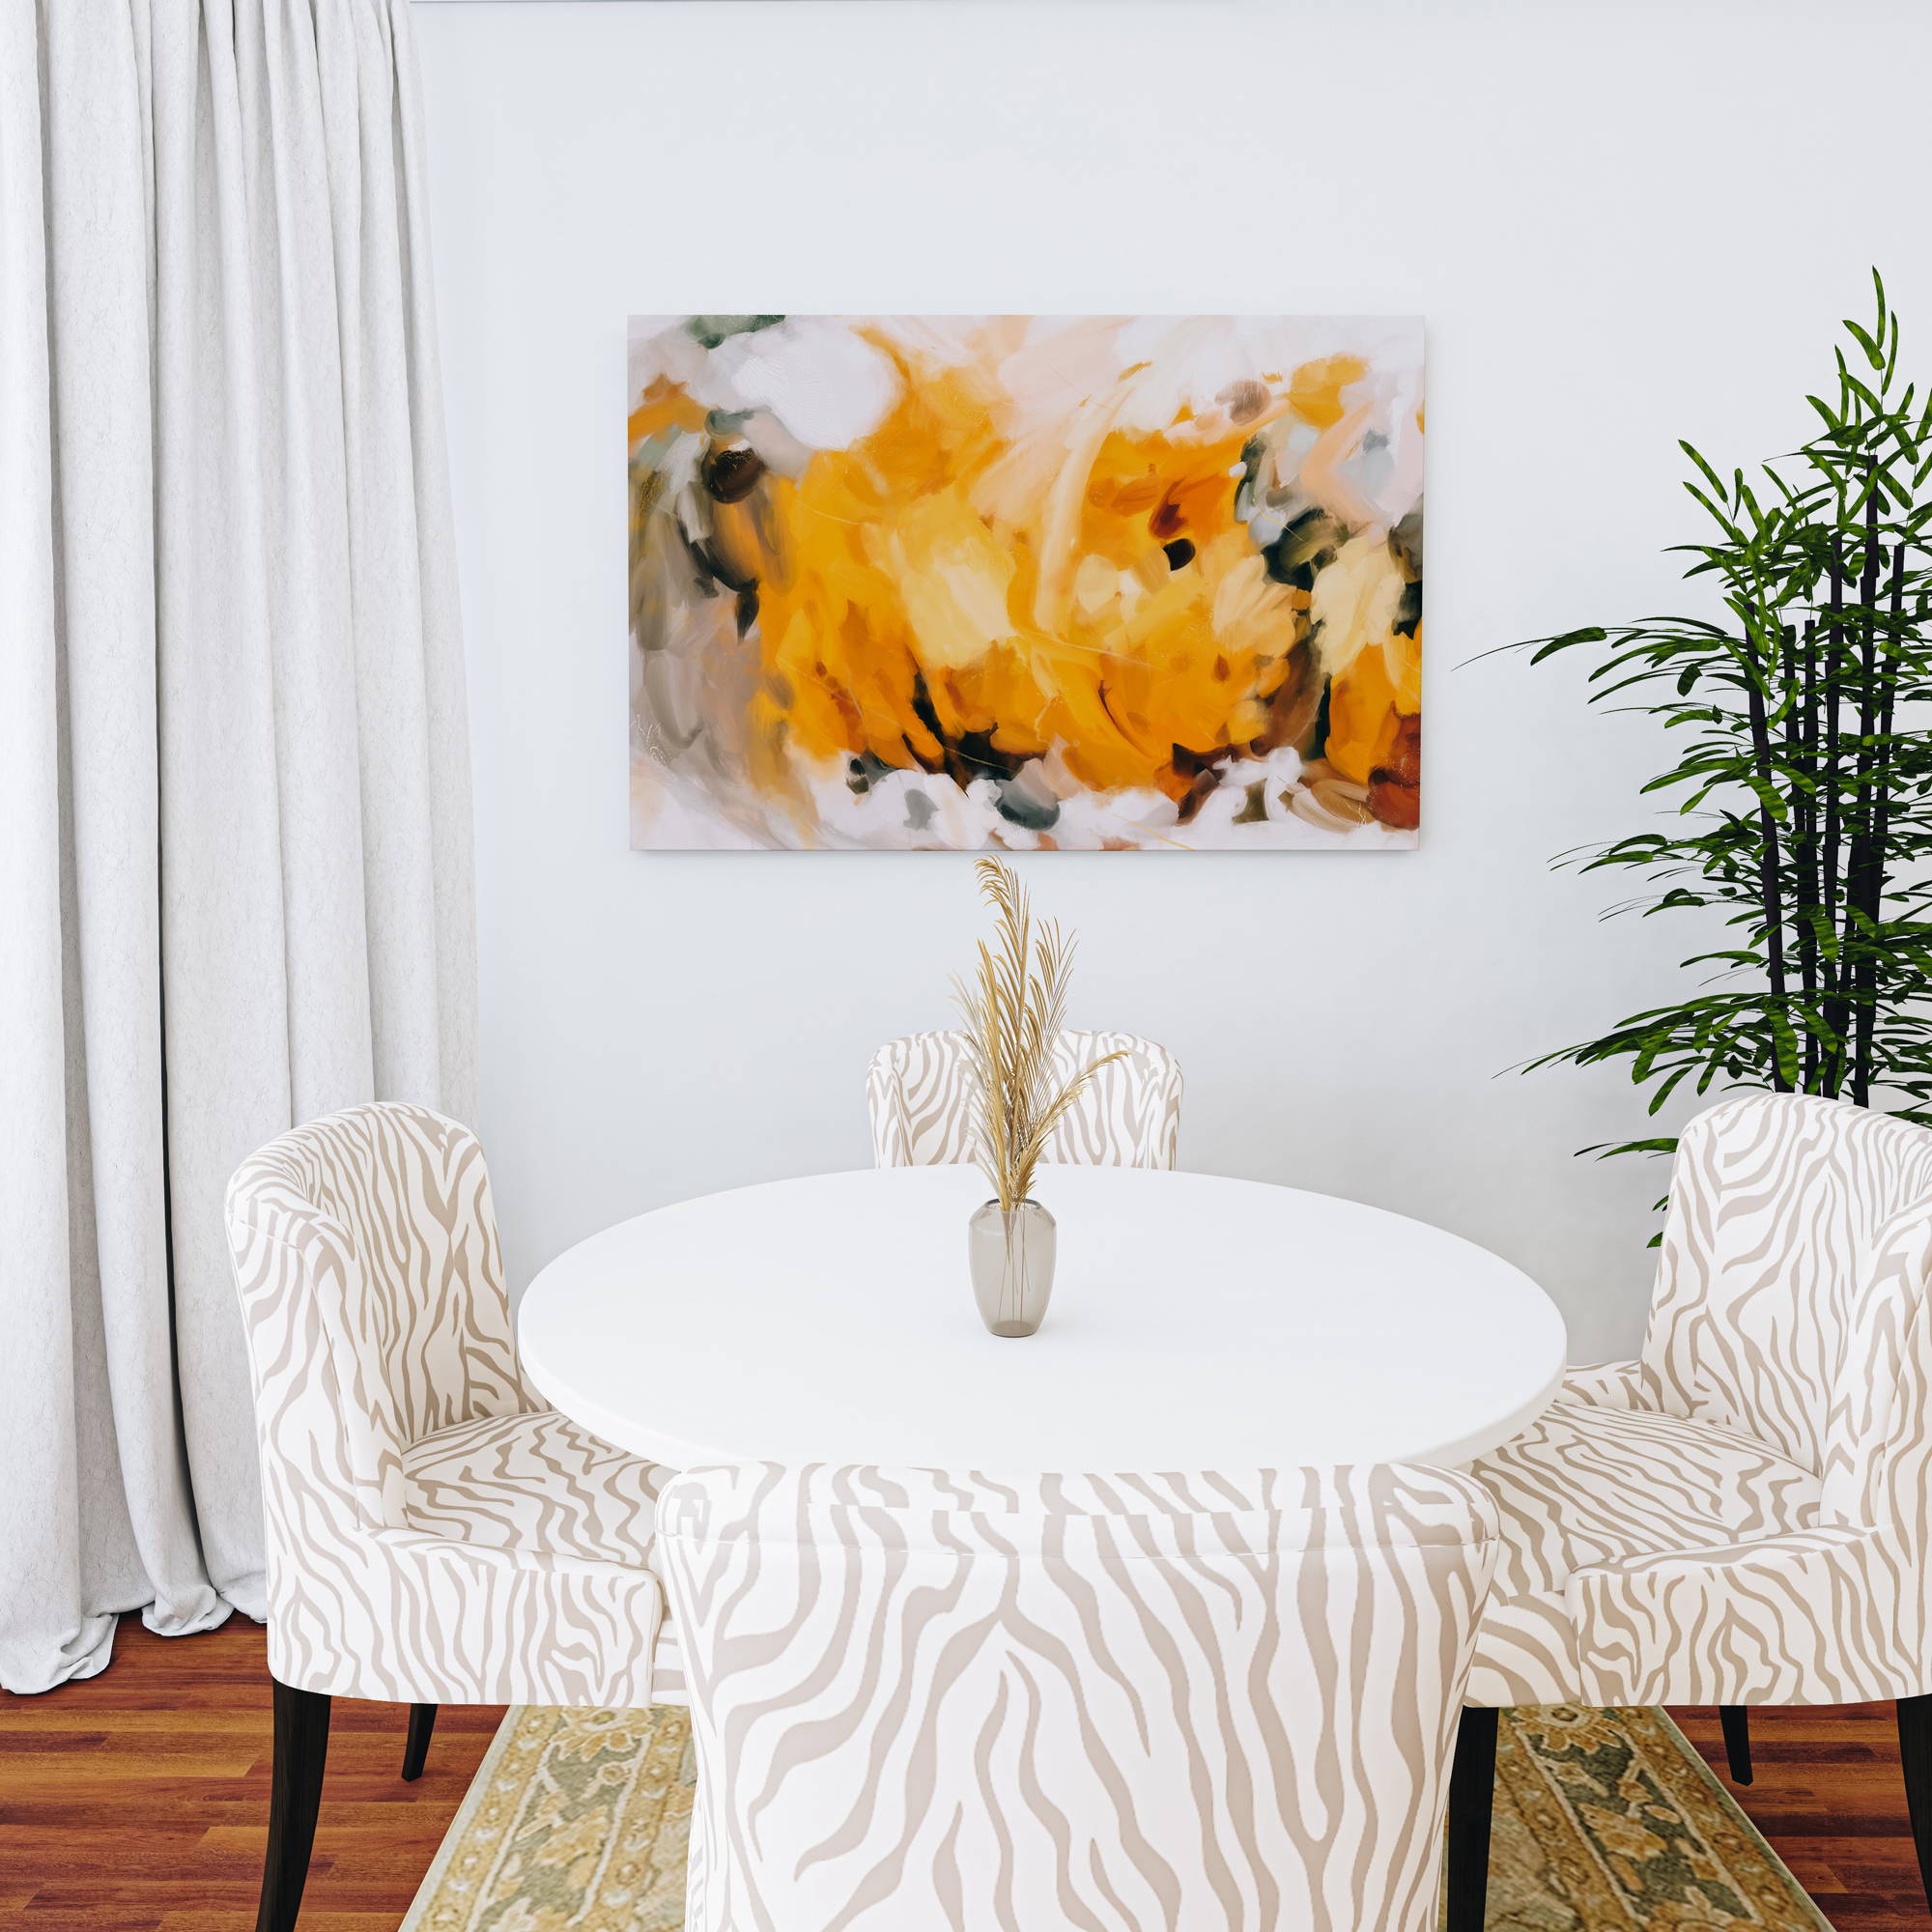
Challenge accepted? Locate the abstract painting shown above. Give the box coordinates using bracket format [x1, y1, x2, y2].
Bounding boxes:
[628, 315, 1423, 850]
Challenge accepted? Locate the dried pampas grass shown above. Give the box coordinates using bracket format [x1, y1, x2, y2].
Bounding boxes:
[952, 858, 1124, 1210]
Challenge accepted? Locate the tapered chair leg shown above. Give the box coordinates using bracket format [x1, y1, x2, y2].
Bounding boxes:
[402, 1702, 438, 1782]
[1444, 1706, 1499, 1932]
[1719, 1705, 1752, 1785]
[1898, 1694, 1932, 1914]
[257, 1680, 330, 1932]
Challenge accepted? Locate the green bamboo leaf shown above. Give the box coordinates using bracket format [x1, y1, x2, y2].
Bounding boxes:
[1805, 392, 1846, 433]
[1844, 318, 1886, 370]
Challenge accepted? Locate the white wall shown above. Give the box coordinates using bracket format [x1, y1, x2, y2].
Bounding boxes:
[414, 0, 1932, 1361]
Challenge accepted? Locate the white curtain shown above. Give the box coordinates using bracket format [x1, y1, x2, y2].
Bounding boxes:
[0, 0, 475, 1693]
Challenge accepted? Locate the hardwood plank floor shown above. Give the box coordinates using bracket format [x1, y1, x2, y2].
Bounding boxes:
[1, 1616, 1924, 1926]
[0, 1617, 501, 1931]
[1676, 1703, 1930, 1930]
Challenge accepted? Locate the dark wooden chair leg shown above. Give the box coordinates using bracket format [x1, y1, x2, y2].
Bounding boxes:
[1444, 1705, 1499, 1932]
[1719, 1704, 1752, 1784]
[257, 1679, 330, 1932]
[402, 1702, 438, 1782]
[1898, 1694, 1932, 1914]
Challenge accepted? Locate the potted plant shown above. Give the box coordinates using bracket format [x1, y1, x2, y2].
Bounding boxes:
[953, 859, 1122, 1336]
[1519, 274, 1932, 1167]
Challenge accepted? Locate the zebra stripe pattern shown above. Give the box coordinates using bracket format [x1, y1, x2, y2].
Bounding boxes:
[867, 1030, 1183, 1169]
[657, 1462, 1498, 1932]
[1467, 1092, 1932, 1709]
[224, 1102, 683, 1707]
[400, 1407, 669, 1565]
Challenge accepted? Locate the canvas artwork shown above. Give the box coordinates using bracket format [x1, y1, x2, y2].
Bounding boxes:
[628, 315, 1423, 851]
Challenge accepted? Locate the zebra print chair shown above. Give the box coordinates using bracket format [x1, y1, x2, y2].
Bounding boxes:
[224, 1102, 680, 1932]
[1445, 1093, 1932, 1927]
[657, 1461, 1498, 1932]
[866, 1029, 1183, 1168]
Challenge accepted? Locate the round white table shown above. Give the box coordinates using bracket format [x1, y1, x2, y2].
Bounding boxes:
[518, 1165, 1567, 1474]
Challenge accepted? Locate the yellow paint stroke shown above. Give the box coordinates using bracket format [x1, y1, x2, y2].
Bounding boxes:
[644, 334, 1418, 818]
[1288, 354, 1367, 429]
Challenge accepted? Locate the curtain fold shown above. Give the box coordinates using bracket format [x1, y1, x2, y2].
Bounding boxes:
[0, 0, 476, 1694]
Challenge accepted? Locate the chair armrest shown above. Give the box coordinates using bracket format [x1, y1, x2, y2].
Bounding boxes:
[370, 1523, 658, 1581]
[1572, 1522, 1876, 1578]
[1565, 1524, 1910, 1705]
[265, 1522, 668, 1708]
[1555, 1359, 1647, 1409]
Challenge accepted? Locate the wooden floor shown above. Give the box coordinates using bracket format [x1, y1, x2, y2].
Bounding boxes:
[0, 1617, 1924, 1929]
[1675, 1703, 1931, 1931]
[0, 1618, 501, 1931]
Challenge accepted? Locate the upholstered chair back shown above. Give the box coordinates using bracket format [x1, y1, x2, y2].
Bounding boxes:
[867, 1029, 1183, 1168]
[226, 1102, 530, 1533]
[657, 1462, 1497, 1932]
[1643, 1094, 1932, 1517]
[227, 1103, 668, 1707]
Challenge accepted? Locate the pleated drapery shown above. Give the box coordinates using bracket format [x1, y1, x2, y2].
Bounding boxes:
[0, 0, 476, 1693]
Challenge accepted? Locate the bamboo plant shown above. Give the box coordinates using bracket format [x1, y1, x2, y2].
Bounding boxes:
[1520, 273, 1932, 1156]
[953, 858, 1123, 1208]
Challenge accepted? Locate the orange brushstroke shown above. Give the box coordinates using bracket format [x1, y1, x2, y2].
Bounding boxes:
[643, 335, 1416, 823]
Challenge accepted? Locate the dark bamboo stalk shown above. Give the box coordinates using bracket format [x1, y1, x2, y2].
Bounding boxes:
[1745, 667, 1791, 1069]
[1844, 470, 1885, 1102]
[1852, 542, 1907, 1106]
[1795, 617, 1821, 1086]
[1820, 537, 1848, 1093]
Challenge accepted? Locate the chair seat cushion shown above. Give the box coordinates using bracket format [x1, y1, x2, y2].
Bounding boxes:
[401, 1408, 668, 1569]
[1467, 1400, 1823, 1705]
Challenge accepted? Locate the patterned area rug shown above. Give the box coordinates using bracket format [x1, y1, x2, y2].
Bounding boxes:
[401, 1703, 1829, 1930]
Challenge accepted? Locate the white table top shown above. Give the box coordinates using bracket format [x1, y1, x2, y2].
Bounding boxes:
[518, 1165, 1568, 1475]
